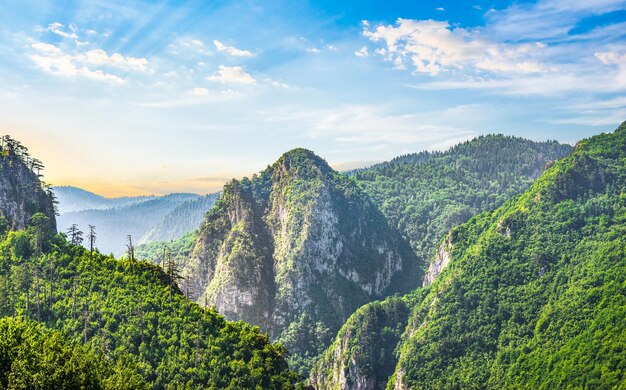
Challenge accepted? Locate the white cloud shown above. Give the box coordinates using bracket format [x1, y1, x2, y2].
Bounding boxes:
[355, 46, 369, 57]
[171, 38, 211, 56]
[264, 78, 291, 88]
[79, 68, 125, 83]
[31, 42, 61, 54]
[213, 40, 254, 57]
[436, 7, 445, 11]
[363, 18, 546, 75]
[139, 89, 243, 108]
[43, 22, 78, 39]
[30, 50, 125, 84]
[79, 49, 148, 72]
[190, 87, 209, 96]
[207, 65, 256, 84]
[306, 47, 321, 54]
[29, 42, 147, 84]
[595, 51, 626, 65]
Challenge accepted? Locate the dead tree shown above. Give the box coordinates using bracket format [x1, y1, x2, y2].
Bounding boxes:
[72, 275, 79, 320]
[126, 235, 135, 264]
[67, 224, 84, 246]
[166, 253, 183, 303]
[87, 225, 96, 261]
[83, 299, 91, 343]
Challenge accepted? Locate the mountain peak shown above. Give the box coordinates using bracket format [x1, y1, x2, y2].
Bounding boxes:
[273, 148, 333, 174]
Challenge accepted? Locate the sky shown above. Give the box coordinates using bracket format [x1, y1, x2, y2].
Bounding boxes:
[0, 0, 625, 196]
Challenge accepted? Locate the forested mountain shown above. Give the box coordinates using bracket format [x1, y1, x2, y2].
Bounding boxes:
[137, 136, 573, 378]
[311, 123, 626, 389]
[186, 149, 422, 376]
[54, 186, 156, 214]
[0, 136, 56, 232]
[139, 193, 220, 244]
[351, 135, 573, 262]
[0, 228, 300, 388]
[0, 137, 302, 388]
[57, 193, 200, 255]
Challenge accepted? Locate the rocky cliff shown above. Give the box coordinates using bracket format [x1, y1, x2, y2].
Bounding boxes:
[185, 148, 422, 374]
[0, 136, 56, 231]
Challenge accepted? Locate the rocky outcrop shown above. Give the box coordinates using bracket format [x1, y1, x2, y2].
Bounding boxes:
[186, 148, 422, 375]
[309, 296, 409, 390]
[0, 140, 56, 231]
[422, 237, 452, 287]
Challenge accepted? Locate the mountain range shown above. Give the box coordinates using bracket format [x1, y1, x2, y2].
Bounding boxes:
[2, 124, 625, 388]
[54, 186, 219, 255]
[140, 135, 574, 376]
[311, 123, 626, 388]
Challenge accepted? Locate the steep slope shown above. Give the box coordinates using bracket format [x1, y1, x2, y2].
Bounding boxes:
[57, 193, 200, 255]
[186, 149, 422, 375]
[0, 137, 300, 388]
[0, 136, 56, 232]
[139, 192, 220, 244]
[53, 186, 155, 214]
[0, 226, 301, 388]
[352, 135, 573, 262]
[313, 123, 626, 389]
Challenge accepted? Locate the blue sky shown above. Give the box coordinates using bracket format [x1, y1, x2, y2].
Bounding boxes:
[0, 0, 624, 195]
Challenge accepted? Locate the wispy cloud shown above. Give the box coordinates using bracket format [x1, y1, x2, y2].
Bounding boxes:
[213, 40, 254, 57]
[42, 22, 78, 39]
[138, 89, 243, 108]
[354, 46, 369, 57]
[264, 104, 484, 148]
[485, 0, 626, 41]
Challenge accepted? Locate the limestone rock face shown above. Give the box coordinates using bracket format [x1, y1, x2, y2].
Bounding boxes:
[422, 237, 452, 287]
[0, 149, 56, 231]
[186, 148, 422, 374]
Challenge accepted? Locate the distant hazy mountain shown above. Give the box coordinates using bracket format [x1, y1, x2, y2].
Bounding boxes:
[139, 193, 220, 244]
[54, 186, 156, 214]
[56, 189, 202, 255]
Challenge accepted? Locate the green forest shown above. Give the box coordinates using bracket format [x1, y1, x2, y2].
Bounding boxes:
[312, 123, 626, 389]
[0, 213, 301, 389]
[1, 125, 625, 389]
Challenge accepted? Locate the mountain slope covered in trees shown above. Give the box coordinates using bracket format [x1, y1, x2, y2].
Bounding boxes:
[139, 193, 220, 244]
[312, 123, 626, 389]
[351, 135, 573, 262]
[57, 193, 200, 255]
[53, 186, 156, 214]
[0, 316, 143, 389]
[0, 229, 300, 388]
[185, 148, 422, 376]
[0, 136, 57, 232]
[0, 137, 302, 389]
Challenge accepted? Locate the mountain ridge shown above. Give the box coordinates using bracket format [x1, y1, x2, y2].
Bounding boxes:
[311, 122, 626, 389]
[186, 147, 423, 375]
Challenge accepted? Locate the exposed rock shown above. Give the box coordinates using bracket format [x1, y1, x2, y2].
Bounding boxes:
[309, 296, 410, 390]
[186, 148, 422, 375]
[422, 237, 452, 287]
[496, 219, 512, 238]
[0, 144, 56, 231]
